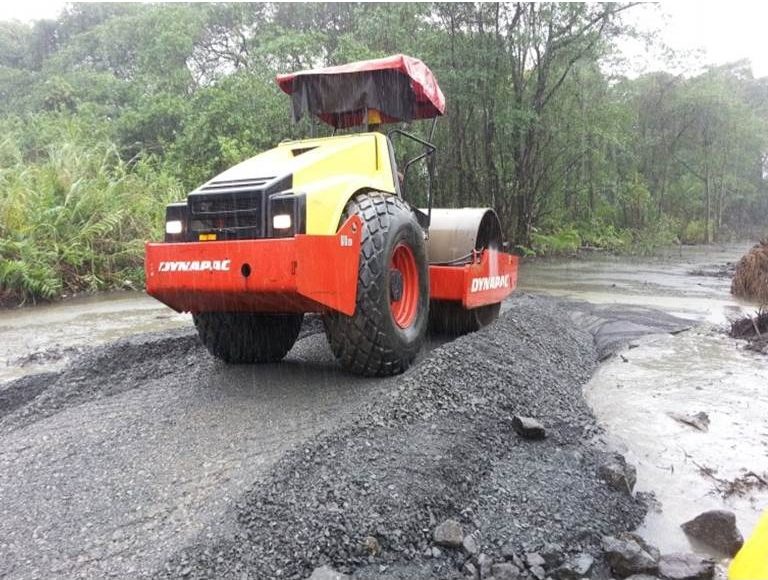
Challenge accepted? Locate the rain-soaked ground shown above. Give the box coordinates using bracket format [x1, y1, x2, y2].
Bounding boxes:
[520, 242, 768, 554]
[0, 241, 765, 568]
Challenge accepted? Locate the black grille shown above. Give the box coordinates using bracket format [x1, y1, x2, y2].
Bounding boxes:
[191, 213, 261, 232]
[190, 196, 260, 215]
[185, 174, 292, 240]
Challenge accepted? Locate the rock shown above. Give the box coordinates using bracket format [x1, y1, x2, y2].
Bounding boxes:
[308, 565, 350, 580]
[434, 519, 464, 548]
[657, 553, 714, 580]
[530, 564, 546, 580]
[431, 547, 443, 558]
[539, 543, 565, 568]
[463, 531, 480, 555]
[668, 411, 710, 432]
[681, 510, 744, 557]
[501, 544, 526, 569]
[603, 535, 658, 577]
[525, 552, 546, 568]
[618, 532, 661, 561]
[464, 561, 480, 580]
[362, 535, 381, 556]
[551, 553, 594, 580]
[478, 553, 494, 578]
[491, 562, 521, 580]
[512, 416, 546, 440]
[599, 455, 638, 494]
[625, 575, 661, 580]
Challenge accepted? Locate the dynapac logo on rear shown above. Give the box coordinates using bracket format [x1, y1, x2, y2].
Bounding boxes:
[470, 274, 510, 293]
[158, 260, 231, 272]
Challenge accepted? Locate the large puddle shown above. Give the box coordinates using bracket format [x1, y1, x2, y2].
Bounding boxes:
[0, 292, 188, 383]
[521, 242, 768, 554]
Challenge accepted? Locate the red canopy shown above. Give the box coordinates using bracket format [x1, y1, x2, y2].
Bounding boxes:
[276, 54, 445, 128]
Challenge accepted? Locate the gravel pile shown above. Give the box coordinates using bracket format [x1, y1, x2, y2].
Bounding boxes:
[0, 328, 201, 430]
[158, 295, 647, 579]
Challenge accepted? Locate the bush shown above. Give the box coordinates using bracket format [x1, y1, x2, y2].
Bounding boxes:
[629, 214, 680, 255]
[0, 115, 182, 304]
[575, 219, 632, 253]
[681, 219, 711, 245]
[530, 229, 581, 256]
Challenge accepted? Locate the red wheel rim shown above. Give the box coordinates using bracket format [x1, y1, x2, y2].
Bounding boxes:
[389, 243, 419, 329]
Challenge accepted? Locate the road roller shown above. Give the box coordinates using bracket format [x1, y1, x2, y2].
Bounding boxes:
[145, 54, 518, 376]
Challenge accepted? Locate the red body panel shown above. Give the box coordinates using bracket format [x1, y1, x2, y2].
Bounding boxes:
[429, 250, 519, 309]
[145, 216, 362, 315]
[146, 217, 518, 315]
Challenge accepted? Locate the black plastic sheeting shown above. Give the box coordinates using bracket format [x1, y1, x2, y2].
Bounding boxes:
[288, 69, 416, 128]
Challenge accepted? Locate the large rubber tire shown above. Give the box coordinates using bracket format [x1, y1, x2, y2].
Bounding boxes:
[193, 312, 303, 363]
[428, 301, 501, 336]
[323, 191, 429, 377]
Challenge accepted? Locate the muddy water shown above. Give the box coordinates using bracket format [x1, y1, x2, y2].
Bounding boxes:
[521, 242, 768, 554]
[0, 292, 188, 383]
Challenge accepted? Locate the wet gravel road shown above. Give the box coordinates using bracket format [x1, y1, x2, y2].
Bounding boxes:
[0, 296, 689, 579]
[0, 321, 420, 579]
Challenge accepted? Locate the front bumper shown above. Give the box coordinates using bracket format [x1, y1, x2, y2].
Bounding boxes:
[145, 215, 362, 315]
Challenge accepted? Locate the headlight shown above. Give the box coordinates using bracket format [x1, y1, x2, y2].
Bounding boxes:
[165, 220, 183, 235]
[272, 214, 292, 230]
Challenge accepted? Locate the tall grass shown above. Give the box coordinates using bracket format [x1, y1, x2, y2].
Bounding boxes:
[0, 116, 182, 304]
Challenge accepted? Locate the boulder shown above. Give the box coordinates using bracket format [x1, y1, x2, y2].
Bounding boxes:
[463, 531, 480, 555]
[512, 416, 546, 440]
[491, 562, 521, 580]
[500, 544, 525, 569]
[362, 535, 381, 556]
[308, 565, 350, 580]
[434, 519, 464, 548]
[603, 535, 658, 577]
[657, 553, 714, 580]
[551, 553, 594, 580]
[540, 543, 565, 568]
[618, 532, 661, 561]
[529, 565, 546, 580]
[525, 552, 546, 568]
[478, 553, 494, 578]
[464, 561, 480, 580]
[681, 510, 744, 557]
[599, 455, 638, 494]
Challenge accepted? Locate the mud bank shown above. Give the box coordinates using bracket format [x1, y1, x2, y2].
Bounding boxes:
[156, 295, 647, 579]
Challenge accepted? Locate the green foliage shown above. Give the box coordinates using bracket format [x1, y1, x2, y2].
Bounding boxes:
[681, 220, 712, 245]
[0, 115, 181, 303]
[628, 214, 681, 255]
[575, 220, 632, 253]
[0, 3, 766, 302]
[530, 229, 582, 256]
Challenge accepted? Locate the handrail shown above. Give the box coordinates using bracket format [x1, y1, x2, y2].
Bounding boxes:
[387, 118, 438, 230]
